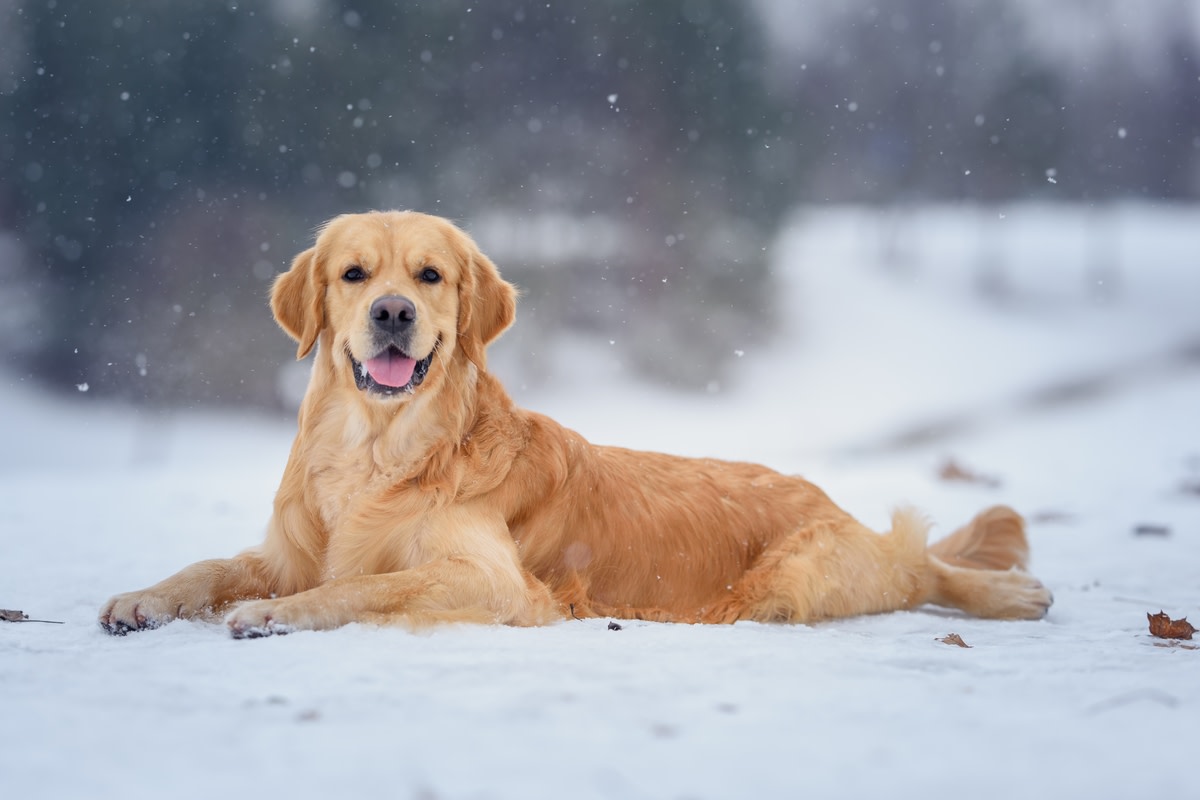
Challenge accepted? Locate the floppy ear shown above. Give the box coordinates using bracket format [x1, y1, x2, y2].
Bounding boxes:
[457, 240, 516, 368]
[270, 247, 325, 359]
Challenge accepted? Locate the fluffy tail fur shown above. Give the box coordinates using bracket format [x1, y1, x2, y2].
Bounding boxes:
[927, 504, 1029, 572]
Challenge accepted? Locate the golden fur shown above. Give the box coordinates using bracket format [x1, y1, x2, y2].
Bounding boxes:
[100, 211, 1052, 637]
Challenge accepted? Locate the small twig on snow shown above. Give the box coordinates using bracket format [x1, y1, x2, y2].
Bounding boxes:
[1, 608, 65, 624]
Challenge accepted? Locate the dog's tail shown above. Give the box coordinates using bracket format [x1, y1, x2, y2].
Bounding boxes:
[926, 504, 1029, 571]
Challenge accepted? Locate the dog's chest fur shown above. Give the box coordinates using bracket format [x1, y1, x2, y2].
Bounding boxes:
[305, 434, 441, 581]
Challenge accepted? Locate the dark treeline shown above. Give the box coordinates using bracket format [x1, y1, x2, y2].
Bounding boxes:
[1, 0, 1195, 405]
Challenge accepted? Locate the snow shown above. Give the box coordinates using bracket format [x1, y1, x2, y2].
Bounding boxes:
[3, 205, 1200, 799]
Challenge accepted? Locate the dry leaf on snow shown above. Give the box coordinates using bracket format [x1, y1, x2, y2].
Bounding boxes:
[1147, 611, 1196, 640]
[937, 633, 972, 648]
[937, 458, 1001, 489]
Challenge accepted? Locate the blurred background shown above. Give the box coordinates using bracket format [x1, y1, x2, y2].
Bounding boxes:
[1, 0, 1198, 410]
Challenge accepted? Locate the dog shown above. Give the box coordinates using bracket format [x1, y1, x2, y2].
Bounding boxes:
[100, 210, 1052, 637]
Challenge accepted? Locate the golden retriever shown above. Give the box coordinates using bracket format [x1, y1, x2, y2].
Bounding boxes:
[100, 211, 1052, 637]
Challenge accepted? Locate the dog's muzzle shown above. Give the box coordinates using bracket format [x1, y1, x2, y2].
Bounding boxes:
[349, 294, 434, 396]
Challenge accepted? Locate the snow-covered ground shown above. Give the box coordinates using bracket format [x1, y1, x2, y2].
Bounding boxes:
[3, 205, 1199, 799]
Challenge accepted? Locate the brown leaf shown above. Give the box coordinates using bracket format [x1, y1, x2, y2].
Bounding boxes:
[1148, 611, 1197, 640]
[937, 458, 1001, 489]
[937, 633, 972, 648]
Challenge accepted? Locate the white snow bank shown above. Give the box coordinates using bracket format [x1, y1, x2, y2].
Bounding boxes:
[3, 204, 1199, 799]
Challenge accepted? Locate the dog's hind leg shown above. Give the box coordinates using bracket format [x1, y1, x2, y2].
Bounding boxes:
[705, 506, 1050, 623]
[704, 508, 933, 623]
[922, 556, 1053, 619]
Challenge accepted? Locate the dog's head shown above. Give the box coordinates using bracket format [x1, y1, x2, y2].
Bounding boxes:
[271, 211, 515, 401]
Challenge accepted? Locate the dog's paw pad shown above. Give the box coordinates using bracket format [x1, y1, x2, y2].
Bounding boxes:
[226, 604, 296, 639]
[229, 621, 294, 640]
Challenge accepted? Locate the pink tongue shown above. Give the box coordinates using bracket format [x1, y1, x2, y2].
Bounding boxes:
[365, 351, 416, 388]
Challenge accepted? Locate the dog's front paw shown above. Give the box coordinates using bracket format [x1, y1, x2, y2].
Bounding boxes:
[225, 600, 299, 639]
[99, 590, 191, 635]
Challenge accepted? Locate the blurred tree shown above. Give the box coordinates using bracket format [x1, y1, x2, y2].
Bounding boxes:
[772, 0, 1070, 203]
[3, 4, 313, 404]
[1, 0, 786, 403]
[2, 0, 1197, 405]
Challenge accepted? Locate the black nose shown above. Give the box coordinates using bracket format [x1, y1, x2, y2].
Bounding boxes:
[370, 295, 416, 332]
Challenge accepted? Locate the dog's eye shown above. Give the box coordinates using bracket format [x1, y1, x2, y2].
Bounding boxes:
[342, 266, 367, 283]
[419, 266, 442, 284]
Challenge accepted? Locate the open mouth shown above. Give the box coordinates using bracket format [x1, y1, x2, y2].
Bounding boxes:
[349, 344, 433, 396]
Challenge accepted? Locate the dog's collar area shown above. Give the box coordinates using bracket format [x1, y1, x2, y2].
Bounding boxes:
[348, 345, 433, 396]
